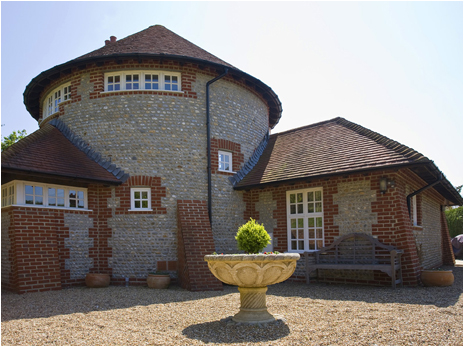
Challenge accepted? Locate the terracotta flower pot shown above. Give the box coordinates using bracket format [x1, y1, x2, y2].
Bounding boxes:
[204, 253, 300, 323]
[421, 270, 454, 287]
[85, 273, 110, 288]
[147, 274, 171, 289]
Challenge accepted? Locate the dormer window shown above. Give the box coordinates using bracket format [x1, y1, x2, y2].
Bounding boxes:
[104, 71, 180, 92]
[42, 83, 72, 120]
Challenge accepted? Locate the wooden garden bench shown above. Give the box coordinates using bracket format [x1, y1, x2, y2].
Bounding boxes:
[304, 233, 403, 288]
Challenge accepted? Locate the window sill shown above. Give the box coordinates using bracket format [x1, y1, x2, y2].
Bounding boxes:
[100, 90, 184, 95]
[2, 204, 91, 212]
[128, 209, 153, 212]
[218, 170, 236, 174]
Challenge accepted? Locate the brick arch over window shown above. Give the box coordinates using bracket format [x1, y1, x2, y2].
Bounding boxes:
[211, 138, 245, 175]
[115, 175, 166, 214]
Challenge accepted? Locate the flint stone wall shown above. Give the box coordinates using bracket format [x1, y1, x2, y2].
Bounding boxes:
[44, 66, 270, 274]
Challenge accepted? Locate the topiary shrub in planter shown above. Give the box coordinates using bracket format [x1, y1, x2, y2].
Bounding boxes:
[235, 218, 271, 254]
[205, 219, 299, 324]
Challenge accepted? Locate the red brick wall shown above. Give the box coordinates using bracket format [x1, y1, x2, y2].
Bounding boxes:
[177, 200, 223, 291]
[441, 209, 455, 265]
[4, 206, 62, 294]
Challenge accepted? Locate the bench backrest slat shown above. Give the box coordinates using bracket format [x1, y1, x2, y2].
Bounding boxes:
[312, 233, 400, 265]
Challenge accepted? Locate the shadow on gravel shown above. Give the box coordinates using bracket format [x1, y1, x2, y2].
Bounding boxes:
[182, 318, 291, 343]
[2, 266, 462, 322]
[268, 265, 463, 308]
[1, 284, 235, 322]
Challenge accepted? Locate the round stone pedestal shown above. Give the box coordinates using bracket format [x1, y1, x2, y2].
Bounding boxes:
[233, 287, 275, 323]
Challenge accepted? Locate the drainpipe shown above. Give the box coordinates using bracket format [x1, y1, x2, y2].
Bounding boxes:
[407, 173, 443, 216]
[206, 68, 229, 224]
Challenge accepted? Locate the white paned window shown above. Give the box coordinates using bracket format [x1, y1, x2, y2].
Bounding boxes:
[1, 183, 15, 207]
[287, 188, 324, 253]
[25, 185, 44, 206]
[107, 75, 121, 91]
[144, 74, 159, 90]
[125, 74, 140, 90]
[63, 85, 72, 101]
[69, 190, 85, 208]
[42, 83, 71, 120]
[164, 74, 179, 91]
[130, 188, 151, 211]
[105, 71, 181, 92]
[218, 151, 233, 172]
[411, 195, 418, 226]
[48, 188, 65, 207]
[1, 181, 87, 209]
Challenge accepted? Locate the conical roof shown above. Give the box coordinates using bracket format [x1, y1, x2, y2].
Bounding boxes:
[23, 25, 282, 127]
[74, 25, 236, 68]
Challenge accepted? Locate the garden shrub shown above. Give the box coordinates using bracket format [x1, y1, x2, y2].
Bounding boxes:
[236, 218, 271, 254]
[446, 206, 463, 238]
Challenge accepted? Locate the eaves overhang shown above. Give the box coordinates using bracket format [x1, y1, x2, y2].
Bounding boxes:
[23, 53, 282, 128]
[234, 161, 463, 207]
[1, 167, 123, 187]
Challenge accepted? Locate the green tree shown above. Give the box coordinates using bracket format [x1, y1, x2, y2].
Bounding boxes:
[1, 129, 27, 152]
[445, 206, 463, 238]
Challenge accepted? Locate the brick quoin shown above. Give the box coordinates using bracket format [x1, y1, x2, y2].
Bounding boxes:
[441, 209, 455, 265]
[177, 199, 223, 291]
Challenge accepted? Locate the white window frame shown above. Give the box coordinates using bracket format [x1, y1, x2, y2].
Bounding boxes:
[42, 83, 72, 120]
[104, 71, 181, 92]
[287, 187, 324, 253]
[1, 181, 88, 210]
[1, 182, 15, 207]
[218, 150, 233, 173]
[130, 187, 152, 211]
[411, 195, 418, 226]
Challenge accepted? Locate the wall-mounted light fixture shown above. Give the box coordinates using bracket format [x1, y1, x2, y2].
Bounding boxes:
[380, 177, 395, 194]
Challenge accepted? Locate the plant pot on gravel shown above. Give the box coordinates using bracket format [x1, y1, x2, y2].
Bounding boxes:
[147, 273, 171, 289]
[205, 218, 300, 324]
[85, 273, 110, 288]
[420, 269, 454, 287]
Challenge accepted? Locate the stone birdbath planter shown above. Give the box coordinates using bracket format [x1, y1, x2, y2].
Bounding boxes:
[204, 252, 300, 323]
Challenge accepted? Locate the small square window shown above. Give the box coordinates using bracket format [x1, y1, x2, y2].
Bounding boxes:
[130, 188, 151, 211]
[218, 151, 233, 172]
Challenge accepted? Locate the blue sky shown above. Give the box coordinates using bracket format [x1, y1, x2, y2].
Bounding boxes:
[1, 1, 462, 189]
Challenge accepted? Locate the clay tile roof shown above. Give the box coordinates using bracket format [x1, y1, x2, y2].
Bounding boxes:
[235, 117, 462, 205]
[1, 123, 124, 185]
[74, 25, 236, 68]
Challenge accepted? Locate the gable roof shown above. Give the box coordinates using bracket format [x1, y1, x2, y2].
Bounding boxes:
[23, 25, 282, 128]
[1, 120, 127, 186]
[234, 117, 462, 205]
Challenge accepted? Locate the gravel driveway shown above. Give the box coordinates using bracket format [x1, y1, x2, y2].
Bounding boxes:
[2, 265, 462, 346]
